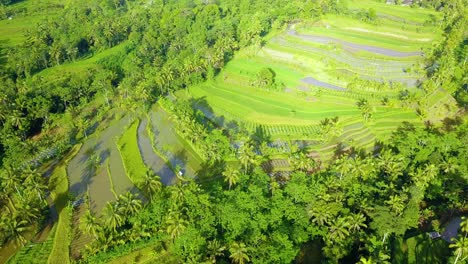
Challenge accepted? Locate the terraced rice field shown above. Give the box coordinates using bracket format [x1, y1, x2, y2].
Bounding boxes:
[67, 114, 138, 214]
[65, 105, 203, 216]
[184, 3, 447, 156]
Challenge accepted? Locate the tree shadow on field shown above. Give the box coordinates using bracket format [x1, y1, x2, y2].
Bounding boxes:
[171, 149, 189, 174]
[79, 142, 103, 164]
[441, 116, 463, 132]
[189, 96, 231, 130]
[196, 160, 226, 191]
[99, 148, 111, 165]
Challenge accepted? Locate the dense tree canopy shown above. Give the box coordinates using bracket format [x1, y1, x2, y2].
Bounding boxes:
[0, 0, 466, 263]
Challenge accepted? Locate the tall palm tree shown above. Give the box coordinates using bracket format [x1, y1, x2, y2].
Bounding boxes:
[80, 209, 100, 238]
[450, 237, 468, 264]
[206, 239, 225, 263]
[143, 169, 162, 200]
[103, 201, 124, 233]
[166, 212, 188, 240]
[17, 202, 41, 223]
[450, 217, 468, 264]
[1, 166, 23, 209]
[3, 216, 30, 245]
[238, 143, 258, 173]
[117, 192, 142, 215]
[357, 99, 373, 122]
[229, 242, 250, 264]
[348, 213, 368, 232]
[308, 204, 333, 226]
[385, 195, 405, 216]
[24, 169, 47, 203]
[328, 217, 350, 242]
[222, 166, 240, 190]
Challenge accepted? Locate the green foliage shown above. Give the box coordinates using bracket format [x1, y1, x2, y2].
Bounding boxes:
[0, 0, 466, 263]
[117, 120, 147, 187]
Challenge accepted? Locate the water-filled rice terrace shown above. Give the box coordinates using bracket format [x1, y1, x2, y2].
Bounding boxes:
[67, 107, 202, 215]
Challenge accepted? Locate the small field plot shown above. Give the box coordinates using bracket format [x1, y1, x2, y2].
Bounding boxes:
[147, 106, 203, 180]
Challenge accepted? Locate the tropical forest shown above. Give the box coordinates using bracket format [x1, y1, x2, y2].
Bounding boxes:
[0, 0, 467, 263]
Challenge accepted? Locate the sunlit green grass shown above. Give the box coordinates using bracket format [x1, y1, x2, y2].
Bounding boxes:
[117, 120, 147, 187]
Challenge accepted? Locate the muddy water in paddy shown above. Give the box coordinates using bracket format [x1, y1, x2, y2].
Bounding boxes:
[288, 30, 423, 57]
[137, 118, 176, 185]
[67, 115, 137, 214]
[147, 107, 201, 180]
[301, 76, 347, 91]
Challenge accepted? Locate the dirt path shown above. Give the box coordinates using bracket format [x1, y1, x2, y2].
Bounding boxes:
[288, 30, 422, 57]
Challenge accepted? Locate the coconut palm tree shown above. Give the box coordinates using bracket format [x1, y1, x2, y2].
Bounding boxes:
[117, 192, 142, 215]
[222, 166, 240, 190]
[1, 166, 23, 208]
[385, 195, 405, 216]
[103, 201, 124, 233]
[348, 213, 368, 232]
[237, 143, 258, 173]
[229, 242, 250, 264]
[328, 217, 350, 242]
[308, 204, 333, 226]
[450, 237, 468, 264]
[166, 212, 188, 240]
[80, 209, 100, 238]
[143, 169, 162, 200]
[206, 239, 226, 263]
[24, 169, 47, 203]
[450, 217, 468, 264]
[3, 216, 30, 245]
[357, 99, 373, 122]
[17, 202, 41, 223]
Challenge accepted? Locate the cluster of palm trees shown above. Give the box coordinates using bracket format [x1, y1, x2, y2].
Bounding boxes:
[356, 98, 373, 122]
[80, 169, 162, 255]
[318, 116, 342, 141]
[0, 166, 47, 246]
[164, 99, 231, 163]
[80, 191, 144, 254]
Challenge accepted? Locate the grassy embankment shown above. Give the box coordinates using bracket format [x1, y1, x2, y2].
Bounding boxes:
[117, 119, 148, 187]
[47, 144, 82, 264]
